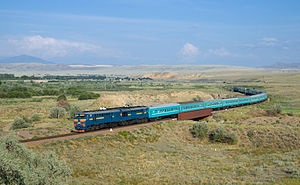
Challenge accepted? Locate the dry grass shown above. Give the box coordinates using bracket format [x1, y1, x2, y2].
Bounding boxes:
[37, 120, 300, 184]
[92, 90, 212, 108]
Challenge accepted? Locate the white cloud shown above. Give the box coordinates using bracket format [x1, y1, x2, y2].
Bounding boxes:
[178, 43, 236, 62]
[5, 35, 122, 59]
[179, 43, 200, 59]
[207, 48, 233, 57]
[261, 37, 278, 42]
[261, 37, 278, 46]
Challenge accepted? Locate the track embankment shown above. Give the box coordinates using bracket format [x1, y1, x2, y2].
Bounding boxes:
[21, 118, 174, 146]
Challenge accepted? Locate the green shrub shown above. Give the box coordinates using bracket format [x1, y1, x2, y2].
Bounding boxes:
[21, 115, 32, 123]
[78, 93, 89, 100]
[118, 131, 132, 138]
[31, 98, 43, 102]
[78, 92, 100, 100]
[213, 113, 223, 121]
[283, 167, 300, 178]
[50, 106, 66, 119]
[57, 94, 67, 101]
[271, 103, 282, 115]
[57, 99, 70, 111]
[10, 117, 31, 130]
[192, 95, 202, 101]
[190, 122, 209, 138]
[69, 105, 81, 119]
[31, 113, 42, 122]
[209, 126, 238, 144]
[0, 134, 71, 184]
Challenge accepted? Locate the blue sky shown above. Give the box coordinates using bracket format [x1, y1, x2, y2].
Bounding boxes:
[0, 0, 300, 66]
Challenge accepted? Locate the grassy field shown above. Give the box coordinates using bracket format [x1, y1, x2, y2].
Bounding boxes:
[1, 69, 300, 184]
[36, 117, 300, 184]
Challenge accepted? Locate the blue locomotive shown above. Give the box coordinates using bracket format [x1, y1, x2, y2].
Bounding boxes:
[74, 106, 148, 132]
[74, 87, 267, 132]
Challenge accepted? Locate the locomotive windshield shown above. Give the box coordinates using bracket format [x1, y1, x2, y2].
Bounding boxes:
[75, 114, 86, 117]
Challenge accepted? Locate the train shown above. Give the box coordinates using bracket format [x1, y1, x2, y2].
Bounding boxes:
[73, 87, 267, 132]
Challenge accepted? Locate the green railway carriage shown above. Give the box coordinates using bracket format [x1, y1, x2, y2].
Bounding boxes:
[179, 88, 267, 113]
[180, 99, 224, 112]
[148, 103, 180, 119]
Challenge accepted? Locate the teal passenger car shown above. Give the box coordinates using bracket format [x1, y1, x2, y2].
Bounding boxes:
[148, 103, 180, 119]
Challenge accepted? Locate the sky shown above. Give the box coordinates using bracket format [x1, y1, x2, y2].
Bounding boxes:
[0, 0, 300, 66]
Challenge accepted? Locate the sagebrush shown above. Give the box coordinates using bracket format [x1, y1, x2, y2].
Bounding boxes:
[0, 134, 71, 184]
[190, 122, 209, 138]
[50, 106, 66, 119]
[209, 126, 238, 144]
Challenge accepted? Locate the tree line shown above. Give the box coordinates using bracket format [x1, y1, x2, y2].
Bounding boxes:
[0, 84, 99, 99]
[0, 73, 152, 81]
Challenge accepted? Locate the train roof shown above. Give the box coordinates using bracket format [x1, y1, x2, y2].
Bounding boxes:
[178, 98, 225, 105]
[80, 106, 147, 114]
[149, 103, 180, 109]
[178, 101, 203, 105]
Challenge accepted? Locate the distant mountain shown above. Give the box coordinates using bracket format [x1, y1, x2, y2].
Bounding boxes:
[0, 55, 53, 64]
[264, 62, 300, 69]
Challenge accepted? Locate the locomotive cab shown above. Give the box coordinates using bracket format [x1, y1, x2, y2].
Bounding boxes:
[74, 114, 87, 132]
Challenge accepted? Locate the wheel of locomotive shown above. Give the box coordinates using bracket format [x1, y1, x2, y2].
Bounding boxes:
[86, 126, 91, 132]
[119, 121, 125, 126]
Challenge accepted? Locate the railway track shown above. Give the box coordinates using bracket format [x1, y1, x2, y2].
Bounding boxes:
[20, 118, 175, 146]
